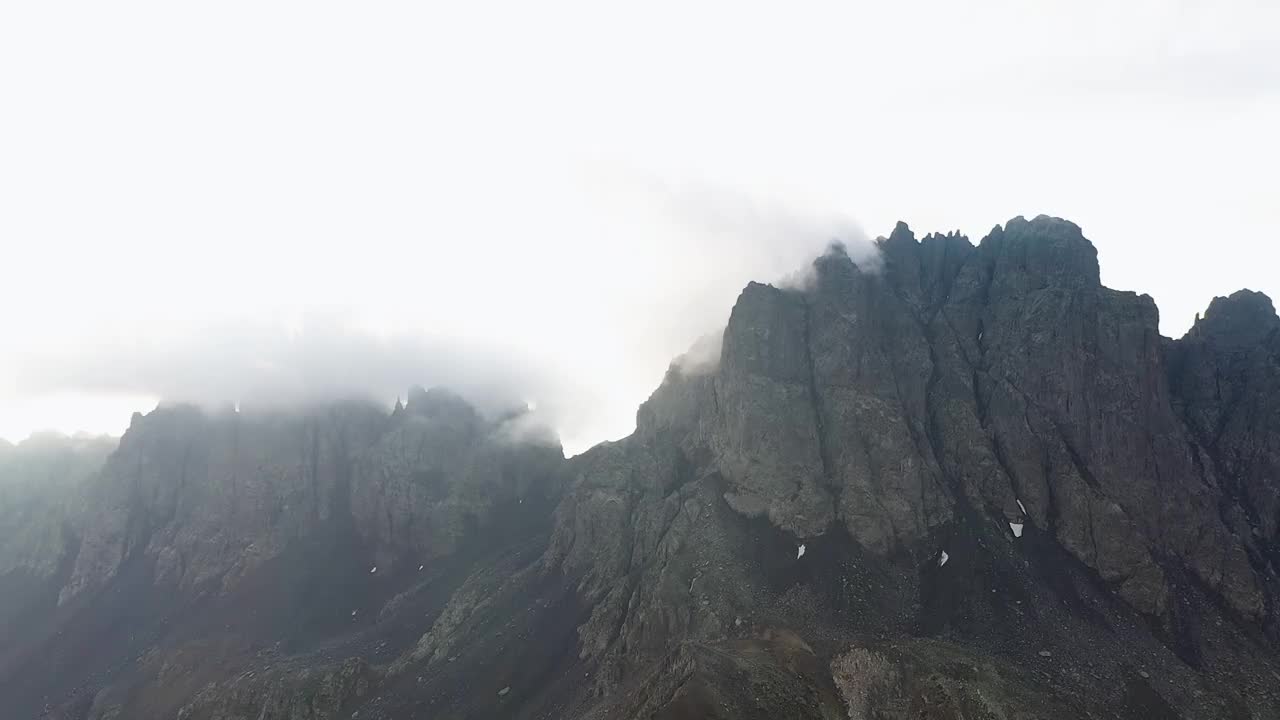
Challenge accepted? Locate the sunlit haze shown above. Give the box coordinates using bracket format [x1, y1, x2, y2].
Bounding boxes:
[3, 1, 1278, 453]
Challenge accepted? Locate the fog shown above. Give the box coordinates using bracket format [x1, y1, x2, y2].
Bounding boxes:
[3, 181, 868, 454]
[2, 1, 1278, 453]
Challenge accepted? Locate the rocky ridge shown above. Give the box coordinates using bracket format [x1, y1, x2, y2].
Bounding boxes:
[2, 215, 1277, 719]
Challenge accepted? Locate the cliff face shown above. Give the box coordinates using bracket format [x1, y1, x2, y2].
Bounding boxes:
[1168, 291, 1280, 567]
[0, 433, 116, 652]
[2, 216, 1278, 720]
[57, 388, 562, 609]
[0, 434, 115, 581]
[1, 391, 564, 720]
[519, 216, 1276, 719]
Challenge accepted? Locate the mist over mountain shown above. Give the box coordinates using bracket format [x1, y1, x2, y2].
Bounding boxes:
[2, 185, 871, 456]
[2, 216, 1278, 720]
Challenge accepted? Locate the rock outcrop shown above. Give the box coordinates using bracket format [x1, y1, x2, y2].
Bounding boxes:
[380, 217, 1277, 720]
[1169, 291, 1280, 567]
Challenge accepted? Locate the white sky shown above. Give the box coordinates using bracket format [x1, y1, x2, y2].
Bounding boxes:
[2, 1, 1278, 454]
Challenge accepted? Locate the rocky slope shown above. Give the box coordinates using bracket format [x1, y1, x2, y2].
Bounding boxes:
[2, 215, 1277, 719]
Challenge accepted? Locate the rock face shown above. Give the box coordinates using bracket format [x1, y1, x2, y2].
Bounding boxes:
[351, 387, 563, 573]
[515, 216, 1277, 719]
[0, 433, 116, 646]
[0, 392, 564, 720]
[0, 434, 115, 582]
[2, 215, 1279, 720]
[58, 402, 388, 605]
[1168, 291, 1280, 570]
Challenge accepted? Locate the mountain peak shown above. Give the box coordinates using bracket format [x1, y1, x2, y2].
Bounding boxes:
[886, 220, 916, 244]
[1190, 289, 1279, 347]
[983, 214, 1100, 288]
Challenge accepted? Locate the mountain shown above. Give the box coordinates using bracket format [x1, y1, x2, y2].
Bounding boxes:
[2, 216, 1277, 719]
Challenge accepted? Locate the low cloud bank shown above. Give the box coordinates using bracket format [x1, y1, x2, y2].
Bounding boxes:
[5, 184, 878, 455]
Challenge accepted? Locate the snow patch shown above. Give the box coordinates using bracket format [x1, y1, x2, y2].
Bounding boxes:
[418, 564, 424, 571]
[369, 566, 377, 574]
[797, 544, 806, 560]
[1010, 522, 1024, 538]
[938, 550, 950, 567]
[1016, 498, 1026, 515]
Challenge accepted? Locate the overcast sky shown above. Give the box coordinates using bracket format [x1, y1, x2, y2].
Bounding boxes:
[2, 1, 1278, 453]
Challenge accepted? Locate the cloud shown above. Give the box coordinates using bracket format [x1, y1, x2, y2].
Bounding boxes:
[12, 312, 562, 416]
[10, 1, 1271, 454]
[3, 178, 877, 456]
[671, 329, 725, 377]
[632, 176, 878, 277]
